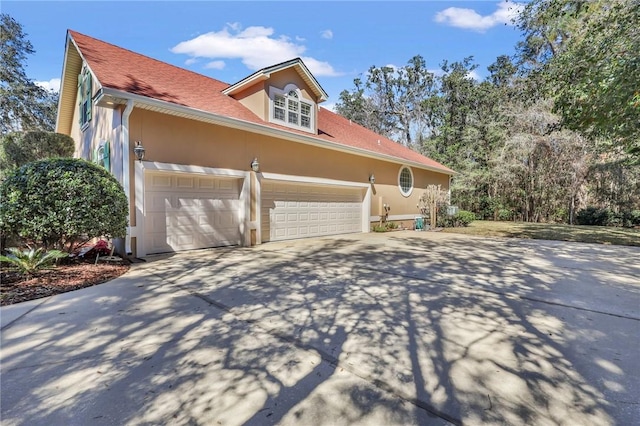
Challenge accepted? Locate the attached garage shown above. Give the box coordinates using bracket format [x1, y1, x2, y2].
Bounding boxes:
[143, 171, 245, 254]
[261, 180, 366, 242]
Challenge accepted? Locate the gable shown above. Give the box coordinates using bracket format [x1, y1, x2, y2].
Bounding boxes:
[222, 58, 328, 103]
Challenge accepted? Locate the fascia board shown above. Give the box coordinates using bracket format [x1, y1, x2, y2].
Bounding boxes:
[221, 73, 270, 96]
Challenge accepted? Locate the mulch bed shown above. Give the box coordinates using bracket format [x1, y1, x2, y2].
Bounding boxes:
[1, 258, 130, 306]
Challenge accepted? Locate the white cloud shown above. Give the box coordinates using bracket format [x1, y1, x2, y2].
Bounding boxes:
[185, 58, 198, 66]
[434, 1, 524, 32]
[171, 23, 341, 77]
[35, 78, 61, 92]
[301, 57, 339, 77]
[320, 29, 333, 40]
[204, 60, 226, 70]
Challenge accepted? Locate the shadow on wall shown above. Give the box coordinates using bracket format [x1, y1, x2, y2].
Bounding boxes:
[1, 234, 637, 425]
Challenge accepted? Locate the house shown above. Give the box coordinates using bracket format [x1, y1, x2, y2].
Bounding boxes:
[56, 30, 454, 257]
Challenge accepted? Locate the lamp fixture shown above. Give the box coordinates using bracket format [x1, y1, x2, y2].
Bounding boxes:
[133, 141, 145, 162]
[250, 158, 260, 172]
[369, 174, 375, 184]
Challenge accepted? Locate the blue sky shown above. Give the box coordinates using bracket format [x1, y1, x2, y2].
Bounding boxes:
[4, 1, 526, 109]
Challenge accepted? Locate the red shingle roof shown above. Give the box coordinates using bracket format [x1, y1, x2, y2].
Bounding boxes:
[69, 30, 453, 174]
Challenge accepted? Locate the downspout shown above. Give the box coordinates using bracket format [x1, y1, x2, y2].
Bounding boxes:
[122, 99, 134, 255]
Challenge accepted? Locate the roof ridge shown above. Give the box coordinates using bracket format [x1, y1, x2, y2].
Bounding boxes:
[68, 29, 232, 89]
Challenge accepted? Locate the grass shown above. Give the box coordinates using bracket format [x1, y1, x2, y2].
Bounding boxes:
[442, 220, 640, 247]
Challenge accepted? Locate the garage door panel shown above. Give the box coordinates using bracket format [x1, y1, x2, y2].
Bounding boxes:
[261, 181, 363, 242]
[144, 172, 242, 254]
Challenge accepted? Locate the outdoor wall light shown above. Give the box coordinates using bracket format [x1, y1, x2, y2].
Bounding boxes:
[369, 174, 375, 184]
[251, 158, 260, 172]
[133, 141, 145, 162]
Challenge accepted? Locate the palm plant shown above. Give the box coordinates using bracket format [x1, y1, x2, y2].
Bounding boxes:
[0, 247, 68, 276]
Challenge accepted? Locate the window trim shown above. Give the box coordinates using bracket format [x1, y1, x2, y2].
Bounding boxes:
[269, 84, 315, 133]
[398, 165, 414, 197]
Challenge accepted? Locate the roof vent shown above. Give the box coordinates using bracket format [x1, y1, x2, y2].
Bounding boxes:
[377, 139, 381, 145]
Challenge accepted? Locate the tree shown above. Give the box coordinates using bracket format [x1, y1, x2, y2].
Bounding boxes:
[517, 0, 640, 159]
[419, 184, 449, 229]
[0, 158, 128, 252]
[492, 99, 590, 222]
[336, 55, 437, 147]
[1, 13, 58, 134]
[0, 131, 74, 179]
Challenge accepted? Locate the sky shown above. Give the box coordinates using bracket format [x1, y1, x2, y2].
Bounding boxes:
[4, 1, 526, 110]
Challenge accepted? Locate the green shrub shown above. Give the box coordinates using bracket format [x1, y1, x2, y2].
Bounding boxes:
[372, 221, 400, 232]
[627, 210, 640, 227]
[454, 210, 476, 227]
[0, 158, 128, 252]
[0, 247, 68, 276]
[576, 207, 612, 226]
[576, 207, 640, 228]
[438, 209, 476, 228]
[0, 131, 74, 179]
[372, 224, 387, 232]
[497, 209, 514, 221]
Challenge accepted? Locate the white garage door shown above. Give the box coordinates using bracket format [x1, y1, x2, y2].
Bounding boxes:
[261, 181, 363, 242]
[144, 172, 242, 254]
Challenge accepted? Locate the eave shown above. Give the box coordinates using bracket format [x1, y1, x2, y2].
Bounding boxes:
[222, 58, 329, 103]
[96, 87, 454, 176]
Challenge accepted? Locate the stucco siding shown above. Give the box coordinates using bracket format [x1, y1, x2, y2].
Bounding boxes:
[267, 68, 315, 102]
[128, 109, 449, 227]
[234, 83, 268, 120]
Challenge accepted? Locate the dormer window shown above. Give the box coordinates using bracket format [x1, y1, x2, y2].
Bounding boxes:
[270, 84, 315, 133]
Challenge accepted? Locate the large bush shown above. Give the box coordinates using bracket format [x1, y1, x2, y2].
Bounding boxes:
[0, 131, 74, 179]
[576, 206, 640, 228]
[0, 158, 128, 251]
[437, 208, 476, 228]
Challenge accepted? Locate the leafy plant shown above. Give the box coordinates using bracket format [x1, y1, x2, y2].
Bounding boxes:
[372, 225, 388, 233]
[372, 221, 400, 232]
[576, 207, 613, 226]
[576, 207, 640, 228]
[0, 158, 128, 252]
[438, 209, 476, 228]
[0, 247, 67, 276]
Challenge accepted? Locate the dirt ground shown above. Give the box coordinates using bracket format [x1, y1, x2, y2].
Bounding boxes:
[1, 259, 130, 306]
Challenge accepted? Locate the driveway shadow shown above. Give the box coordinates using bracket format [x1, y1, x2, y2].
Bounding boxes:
[1, 233, 638, 425]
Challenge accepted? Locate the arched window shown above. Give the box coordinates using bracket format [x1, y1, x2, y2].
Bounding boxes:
[270, 85, 314, 132]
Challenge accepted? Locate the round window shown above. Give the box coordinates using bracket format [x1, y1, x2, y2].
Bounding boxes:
[398, 166, 413, 197]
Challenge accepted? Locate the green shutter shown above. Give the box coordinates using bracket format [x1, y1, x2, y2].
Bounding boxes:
[86, 74, 92, 122]
[78, 74, 83, 125]
[102, 141, 110, 171]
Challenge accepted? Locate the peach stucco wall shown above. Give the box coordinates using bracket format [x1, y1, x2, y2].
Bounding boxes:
[128, 109, 449, 222]
[266, 67, 316, 103]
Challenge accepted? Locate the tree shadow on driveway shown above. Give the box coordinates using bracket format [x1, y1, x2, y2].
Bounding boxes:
[1, 232, 638, 425]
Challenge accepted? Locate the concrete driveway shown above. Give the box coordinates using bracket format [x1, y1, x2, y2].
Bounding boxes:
[1, 231, 639, 425]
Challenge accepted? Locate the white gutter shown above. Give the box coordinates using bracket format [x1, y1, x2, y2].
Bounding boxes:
[100, 87, 455, 176]
[122, 99, 134, 254]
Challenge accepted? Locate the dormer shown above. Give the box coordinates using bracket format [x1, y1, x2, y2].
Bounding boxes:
[222, 58, 328, 134]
